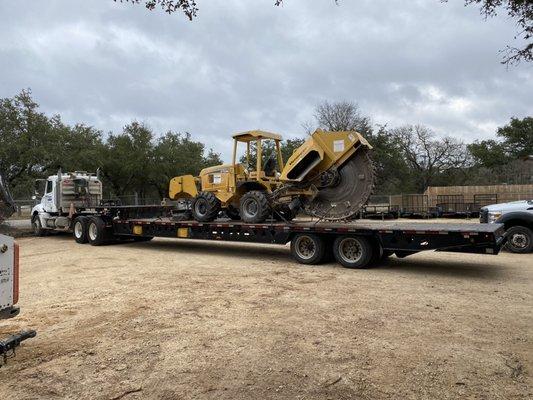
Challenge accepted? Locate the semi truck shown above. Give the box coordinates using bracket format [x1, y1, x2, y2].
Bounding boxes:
[31, 171, 506, 268]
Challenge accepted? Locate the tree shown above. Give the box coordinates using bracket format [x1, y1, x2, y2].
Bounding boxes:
[468, 116, 532, 167]
[390, 125, 470, 191]
[444, 1, 532, 65]
[497, 116, 533, 158]
[115, 0, 288, 19]
[100, 122, 155, 198]
[0, 90, 105, 198]
[366, 125, 415, 194]
[151, 131, 222, 198]
[314, 100, 373, 136]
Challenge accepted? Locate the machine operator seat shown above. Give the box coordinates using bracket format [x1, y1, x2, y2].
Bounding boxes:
[263, 156, 276, 177]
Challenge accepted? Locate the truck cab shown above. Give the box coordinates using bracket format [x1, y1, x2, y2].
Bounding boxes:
[480, 200, 533, 253]
[31, 170, 102, 235]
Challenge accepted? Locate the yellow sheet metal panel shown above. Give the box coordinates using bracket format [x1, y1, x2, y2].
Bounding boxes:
[133, 225, 143, 235]
[168, 175, 198, 200]
[177, 228, 189, 238]
[279, 129, 372, 182]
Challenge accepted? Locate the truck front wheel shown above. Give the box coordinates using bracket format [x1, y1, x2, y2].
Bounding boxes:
[87, 217, 110, 246]
[505, 226, 533, 253]
[73, 216, 89, 244]
[31, 215, 45, 237]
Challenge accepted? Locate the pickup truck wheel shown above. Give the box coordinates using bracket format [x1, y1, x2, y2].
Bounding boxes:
[290, 233, 326, 265]
[192, 192, 220, 222]
[73, 216, 89, 244]
[87, 217, 110, 246]
[505, 226, 533, 253]
[333, 235, 373, 269]
[31, 216, 45, 237]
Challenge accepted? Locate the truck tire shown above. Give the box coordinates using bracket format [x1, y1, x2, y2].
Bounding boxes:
[505, 226, 533, 253]
[87, 217, 110, 246]
[333, 235, 373, 269]
[240, 191, 270, 223]
[31, 215, 45, 237]
[290, 233, 326, 265]
[192, 192, 220, 222]
[73, 216, 89, 244]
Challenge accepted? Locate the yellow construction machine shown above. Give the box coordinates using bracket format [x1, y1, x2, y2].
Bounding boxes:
[168, 129, 374, 223]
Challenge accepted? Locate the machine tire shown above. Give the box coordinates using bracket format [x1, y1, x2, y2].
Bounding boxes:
[73, 216, 89, 244]
[87, 216, 110, 246]
[31, 215, 45, 237]
[505, 226, 533, 253]
[192, 192, 220, 222]
[290, 233, 326, 265]
[333, 235, 373, 269]
[240, 191, 270, 223]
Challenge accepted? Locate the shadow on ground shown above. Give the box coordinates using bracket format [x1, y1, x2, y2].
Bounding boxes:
[117, 238, 506, 280]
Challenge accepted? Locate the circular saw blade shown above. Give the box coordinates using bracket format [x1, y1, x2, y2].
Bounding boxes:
[306, 150, 374, 220]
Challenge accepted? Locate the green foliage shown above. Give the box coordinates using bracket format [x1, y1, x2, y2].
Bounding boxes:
[468, 116, 533, 167]
[0, 91, 221, 200]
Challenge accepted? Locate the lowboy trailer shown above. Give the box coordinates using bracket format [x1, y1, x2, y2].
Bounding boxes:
[72, 205, 506, 269]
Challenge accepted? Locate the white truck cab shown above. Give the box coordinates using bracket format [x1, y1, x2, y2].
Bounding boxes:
[480, 200, 533, 253]
[31, 170, 102, 235]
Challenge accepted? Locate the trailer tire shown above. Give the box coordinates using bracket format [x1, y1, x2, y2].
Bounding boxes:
[87, 217, 110, 246]
[240, 191, 270, 223]
[290, 233, 326, 265]
[333, 235, 373, 269]
[192, 192, 220, 222]
[73, 216, 89, 244]
[505, 226, 533, 253]
[31, 215, 45, 237]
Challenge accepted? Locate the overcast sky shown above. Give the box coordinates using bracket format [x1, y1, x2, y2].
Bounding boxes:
[0, 0, 531, 161]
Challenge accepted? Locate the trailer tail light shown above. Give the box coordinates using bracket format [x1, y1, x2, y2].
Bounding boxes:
[13, 242, 19, 305]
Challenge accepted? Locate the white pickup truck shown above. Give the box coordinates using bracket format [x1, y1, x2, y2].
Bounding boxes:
[31, 170, 102, 236]
[480, 200, 533, 253]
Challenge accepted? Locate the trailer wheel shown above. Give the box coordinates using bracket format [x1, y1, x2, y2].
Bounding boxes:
[290, 233, 326, 265]
[31, 215, 45, 237]
[73, 216, 89, 244]
[87, 217, 110, 246]
[333, 236, 373, 269]
[505, 226, 533, 253]
[192, 192, 220, 222]
[240, 191, 270, 223]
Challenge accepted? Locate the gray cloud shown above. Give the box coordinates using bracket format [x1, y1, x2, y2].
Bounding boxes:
[0, 0, 531, 160]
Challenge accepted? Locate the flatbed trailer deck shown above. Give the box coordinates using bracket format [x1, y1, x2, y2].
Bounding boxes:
[72, 205, 506, 268]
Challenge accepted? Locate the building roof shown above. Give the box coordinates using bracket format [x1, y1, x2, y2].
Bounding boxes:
[232, 130, 282, 141]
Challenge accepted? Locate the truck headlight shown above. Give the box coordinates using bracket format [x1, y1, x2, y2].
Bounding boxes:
[488, 212, 502, 223]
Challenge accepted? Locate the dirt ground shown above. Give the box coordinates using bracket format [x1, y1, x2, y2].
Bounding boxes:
[1, 224, 532, 399]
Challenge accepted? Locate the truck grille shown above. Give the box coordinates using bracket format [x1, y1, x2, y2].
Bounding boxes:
[479, 208, 489, 223]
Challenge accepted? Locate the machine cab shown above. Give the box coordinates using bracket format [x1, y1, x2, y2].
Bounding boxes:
[231, 130, 284, 181]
